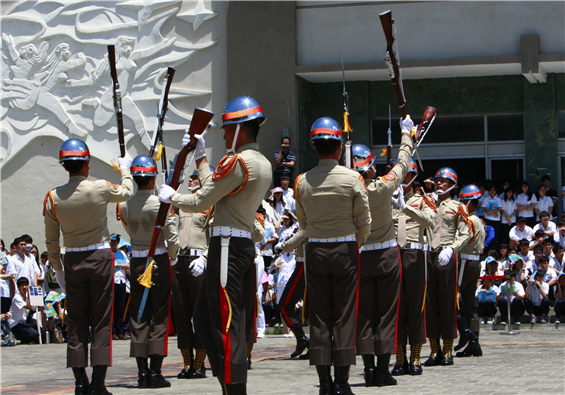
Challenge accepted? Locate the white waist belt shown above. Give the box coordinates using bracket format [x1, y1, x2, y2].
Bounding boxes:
[66, 241, 110, 252]
[210, 226, 252, 240]
[363, 239, 397, 251]
[189, 249, 204, 257]
[131, 248, 167, 258]
[309, 234, 356, 243]
[401, 242, 431, 252]
[461, 254, 480, 261]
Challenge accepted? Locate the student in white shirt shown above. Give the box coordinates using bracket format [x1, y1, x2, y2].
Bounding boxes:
[498, 271, 525, 325]
[9, 238, 40, 286]
[508, 254, 528, 289]
[532, 212, 557, 238]
[535, 185, 554, 221]
[555, 221, 565, 249]
[498, 244, 510, 271]
[538, 256, 557, 290]
[482, 185, 503, 249]
[508, 218, 533, 249]
[554, 273, 565, 324]
[517, 239, 534, 265]
[500, 187, 517, 246]
[550, 244, 564, 274]
[516, 182, 537, 228]
[0, 252, 16, 314]
[8, 277, 43, 344]
[476, 278, 501, 324]
[524, 270, 550, 323]
[279, 174, 294, 199]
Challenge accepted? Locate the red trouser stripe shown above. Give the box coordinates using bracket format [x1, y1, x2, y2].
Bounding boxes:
[354, 243, 360, 354]
[280, 263, 304, 328]
[394, 246, 402, 348]
[453, 253, 458, 337]
[110, 251, 115, 365]
[163, 254, 172, 357]
[422, 251, 427, 339]
[219, 283, 232, 384]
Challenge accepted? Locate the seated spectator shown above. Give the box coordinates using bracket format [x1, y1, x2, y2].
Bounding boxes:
[509, 217, 533, 249]
[538, 256, 557, 299]
[550, 244, 564, 274]
[555, 221, 565, 249]
[8, 277, 43, 344]
[524, 270, 550, 324]
[517, 239, 534, 266]
[279, 173, 294, 199]
[532, 211, 556, 238]
[273, 137, 295, 188]
[526, 246, 544, 278]
[482, 257, 503, 287]
[529, 229, 547, 251]
[542, 237, 555, 260]
[498, 244, 510, 271]
[500, 187, 517, 245]
[535, 186, 554, 221]
[554, 273, 565, 324]
[476, 278, 501, 324]
[508, 254, 528, 289]
[499, 270, 526, 325]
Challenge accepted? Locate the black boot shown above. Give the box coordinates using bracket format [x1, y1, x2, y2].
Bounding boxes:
[290, 333, 310, 358]
[89, 366, 112, 395]
[361, 354, 376, 387]
[391, 345, 408, 376]
[148, 355, 171, 388]
[423, 339, 443, 366]
[454, 317, 469, 351]
[333, 365, 354, 395]
[226, 383, 247, 395]
[375, 354, 397, 387]
[190, 349, 207, 378]
[316, 365, 332, 395]
[136, 357, 149, 388]
[456, 333, 483, 357]
[72, 367, 89, 395]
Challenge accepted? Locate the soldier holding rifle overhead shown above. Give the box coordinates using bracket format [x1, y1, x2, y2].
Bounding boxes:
[353, 115, 414, 388]
[44, 139, 135, 395]
[392, 158, 436, 377]
[425, 168, 471, 367]
[117, 155, 179, 389]
[294, 117, 371, 395]
[159, 96, 272, 395]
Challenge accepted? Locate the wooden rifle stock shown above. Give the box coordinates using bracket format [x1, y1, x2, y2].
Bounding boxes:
[107, 45, 125, 158]
[149, 67, 176, 158]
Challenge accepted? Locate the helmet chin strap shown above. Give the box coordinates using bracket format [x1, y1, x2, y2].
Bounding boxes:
[437, 183, 457, 195]
[226, 123, 241, 155]
[401, 174, 418, 189]
[465, 200, 471, 207]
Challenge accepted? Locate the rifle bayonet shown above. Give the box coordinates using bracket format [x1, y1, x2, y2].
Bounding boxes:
[107, 45, 125, 157]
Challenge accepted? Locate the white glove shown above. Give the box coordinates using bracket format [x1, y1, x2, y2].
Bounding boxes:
[117, 154, 132, 172]
[391, 187, 406, 210]
[170, 258, 178, 267]
[158, 184, 176, 203]
[189, 256, 206, 277]
[399, 115, 414, 133]
[438, 247, 453, 266]
[55, 270, 65, 292]
[274, 242, 283, 254]
[182, 130, 191, 147]
[194, 134, 206, 160]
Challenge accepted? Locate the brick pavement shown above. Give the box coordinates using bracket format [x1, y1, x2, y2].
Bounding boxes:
[1, 325, 564, 394]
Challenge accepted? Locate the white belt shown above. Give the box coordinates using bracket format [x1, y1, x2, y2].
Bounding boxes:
[309, 234, 356, 243]
[461, 254, 480, 261]
[210, 226, 252, 240]
[401, 242, 431, 252]
[189, 249, 204, 257]
[66, 242, 110, 252]
[131, 248, 167, 258]
[362, 238, 397, 251]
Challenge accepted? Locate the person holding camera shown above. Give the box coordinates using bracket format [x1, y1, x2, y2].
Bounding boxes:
[273, 137, 296, 187]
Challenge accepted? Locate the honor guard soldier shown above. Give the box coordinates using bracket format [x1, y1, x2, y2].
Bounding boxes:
[294, 117, 371, 395]
[44, 138, 135, 395]
[425, 168, 471, 366]
[454, 184, 485, 358]
[352, 116, 414, 388]
[392, 158, 436, 376]
[159, 96, 272, 395]
[117, 155, 179, 389]
[172, 168, 212, 380]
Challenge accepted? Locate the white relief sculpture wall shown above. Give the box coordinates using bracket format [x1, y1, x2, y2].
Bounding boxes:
[0, 0, 227, 251]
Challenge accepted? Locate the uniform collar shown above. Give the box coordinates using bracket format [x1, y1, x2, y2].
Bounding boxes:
[318, 159, 339, 166]
[439, 195, 452, 204]
[405, 190, 414, 199]
[237, 142, 259, 153]
[69, 175, 87, 182]
[470, 210, 476, 216]
[136, 189, 153, 196]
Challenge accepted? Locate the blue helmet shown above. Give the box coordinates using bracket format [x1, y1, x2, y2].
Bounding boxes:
[59, 138, 90, 163]
[352, 144, 375, 172]
[131, 155, 157, 177]
[222, 96, 266, 127]
[434, 167, 458, 185]
[310, 117, 342, 142]
[459, 184, 482, 201]
[395, 157, 418, 174]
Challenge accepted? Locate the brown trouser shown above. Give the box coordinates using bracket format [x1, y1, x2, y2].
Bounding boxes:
[458, 259, 481, 333]
[306, 241, 359, 366]
[194, 236, 255, 385]
[356, 246, 401, 356]
[172, 255, 204, 350]
[129, 254, 171, 357]
[426, 251, 457, 340]
[397, 248, 427, 346]
[64, 249, 114, 367]
[277, 262, 305, 329]
[245, 263, 257, 344]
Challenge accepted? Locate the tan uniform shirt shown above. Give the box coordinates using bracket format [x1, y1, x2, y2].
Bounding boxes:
[172, 143, 272, 234]
[394, 191, 436, 245]
[436, 196, 471, 253]
[118, 190, 179, 260]
[178, 211, 208, 253]
[295, 159, 371, 245]
[44, 171, 136, 271]
[365, 134, 413, 245]
[460, 211, 486, 256]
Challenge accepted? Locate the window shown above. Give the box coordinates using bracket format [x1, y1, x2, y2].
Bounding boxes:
[487, 114, 524, 141]
[558, 111, 565, 139]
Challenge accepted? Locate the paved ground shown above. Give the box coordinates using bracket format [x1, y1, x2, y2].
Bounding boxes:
[1, 324, 564, 395]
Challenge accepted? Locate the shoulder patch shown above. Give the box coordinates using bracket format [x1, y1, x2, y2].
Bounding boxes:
[106, 180, 118, 190]
[358, 174, 367, 190]
[382, 173, 396, 183]
[293, 173, 305, 201]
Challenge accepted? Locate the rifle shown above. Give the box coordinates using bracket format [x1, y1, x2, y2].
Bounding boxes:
[149, 67, 175, 180]
[412, 106, 438, 171]
[107, 45, 125, 158]
[386, 104, 392, 172]
[137, 108, 214, 322]
[341, 59, 354, 168]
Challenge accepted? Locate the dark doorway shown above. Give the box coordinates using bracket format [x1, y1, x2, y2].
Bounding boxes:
[490, 159, 524, 191]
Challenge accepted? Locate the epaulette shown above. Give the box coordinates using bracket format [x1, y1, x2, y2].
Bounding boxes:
[116, 203, 127, 226]
[212, 154, 248, 195]
[455, 203, 471, 229]
[293, 173, 304, 201]
[201, 206, 214, 217]
[106, 180, 118, 190]
[421, 195, 438, 213]
[468, 218, 477, 243]
[255, 213, 266, 228]
[358, 174, 367, 190]
[42, 189, 56, 218]
[169, 206, 176, 217]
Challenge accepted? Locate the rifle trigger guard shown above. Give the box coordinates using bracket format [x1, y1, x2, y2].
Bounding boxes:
[384, 52, 395, 79]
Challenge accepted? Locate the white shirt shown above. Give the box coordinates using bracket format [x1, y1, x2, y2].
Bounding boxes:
[8, 292, 29, 328]
[550, 255, 564, 272]
[273, 196, 295, 223]
[556, 232, 565, 249]
[532, 221, 557, 235]
[112, 250, 128, 285]
[516, 193, 537, 218]
[282, 188, 294, 199]
[482, 195, 503, 221]
[527, 281, 549, 306]
[500, 280, 525, 302]
[1, 253, 16, 298]
[500, 200, 517, 224]
[518, 250, 534, 264]
[260, 222, 278, 257]
[9, 253, 40, 286]
[540, 267, 557, 284]
[525, 260, 540, 275]
[536, 196, 554, 220]
[476, 284, 501, 302]
[509, 225, 533, 242]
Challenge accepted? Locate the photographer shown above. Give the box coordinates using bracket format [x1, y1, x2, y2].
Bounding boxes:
[273, 137, 296, 187]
